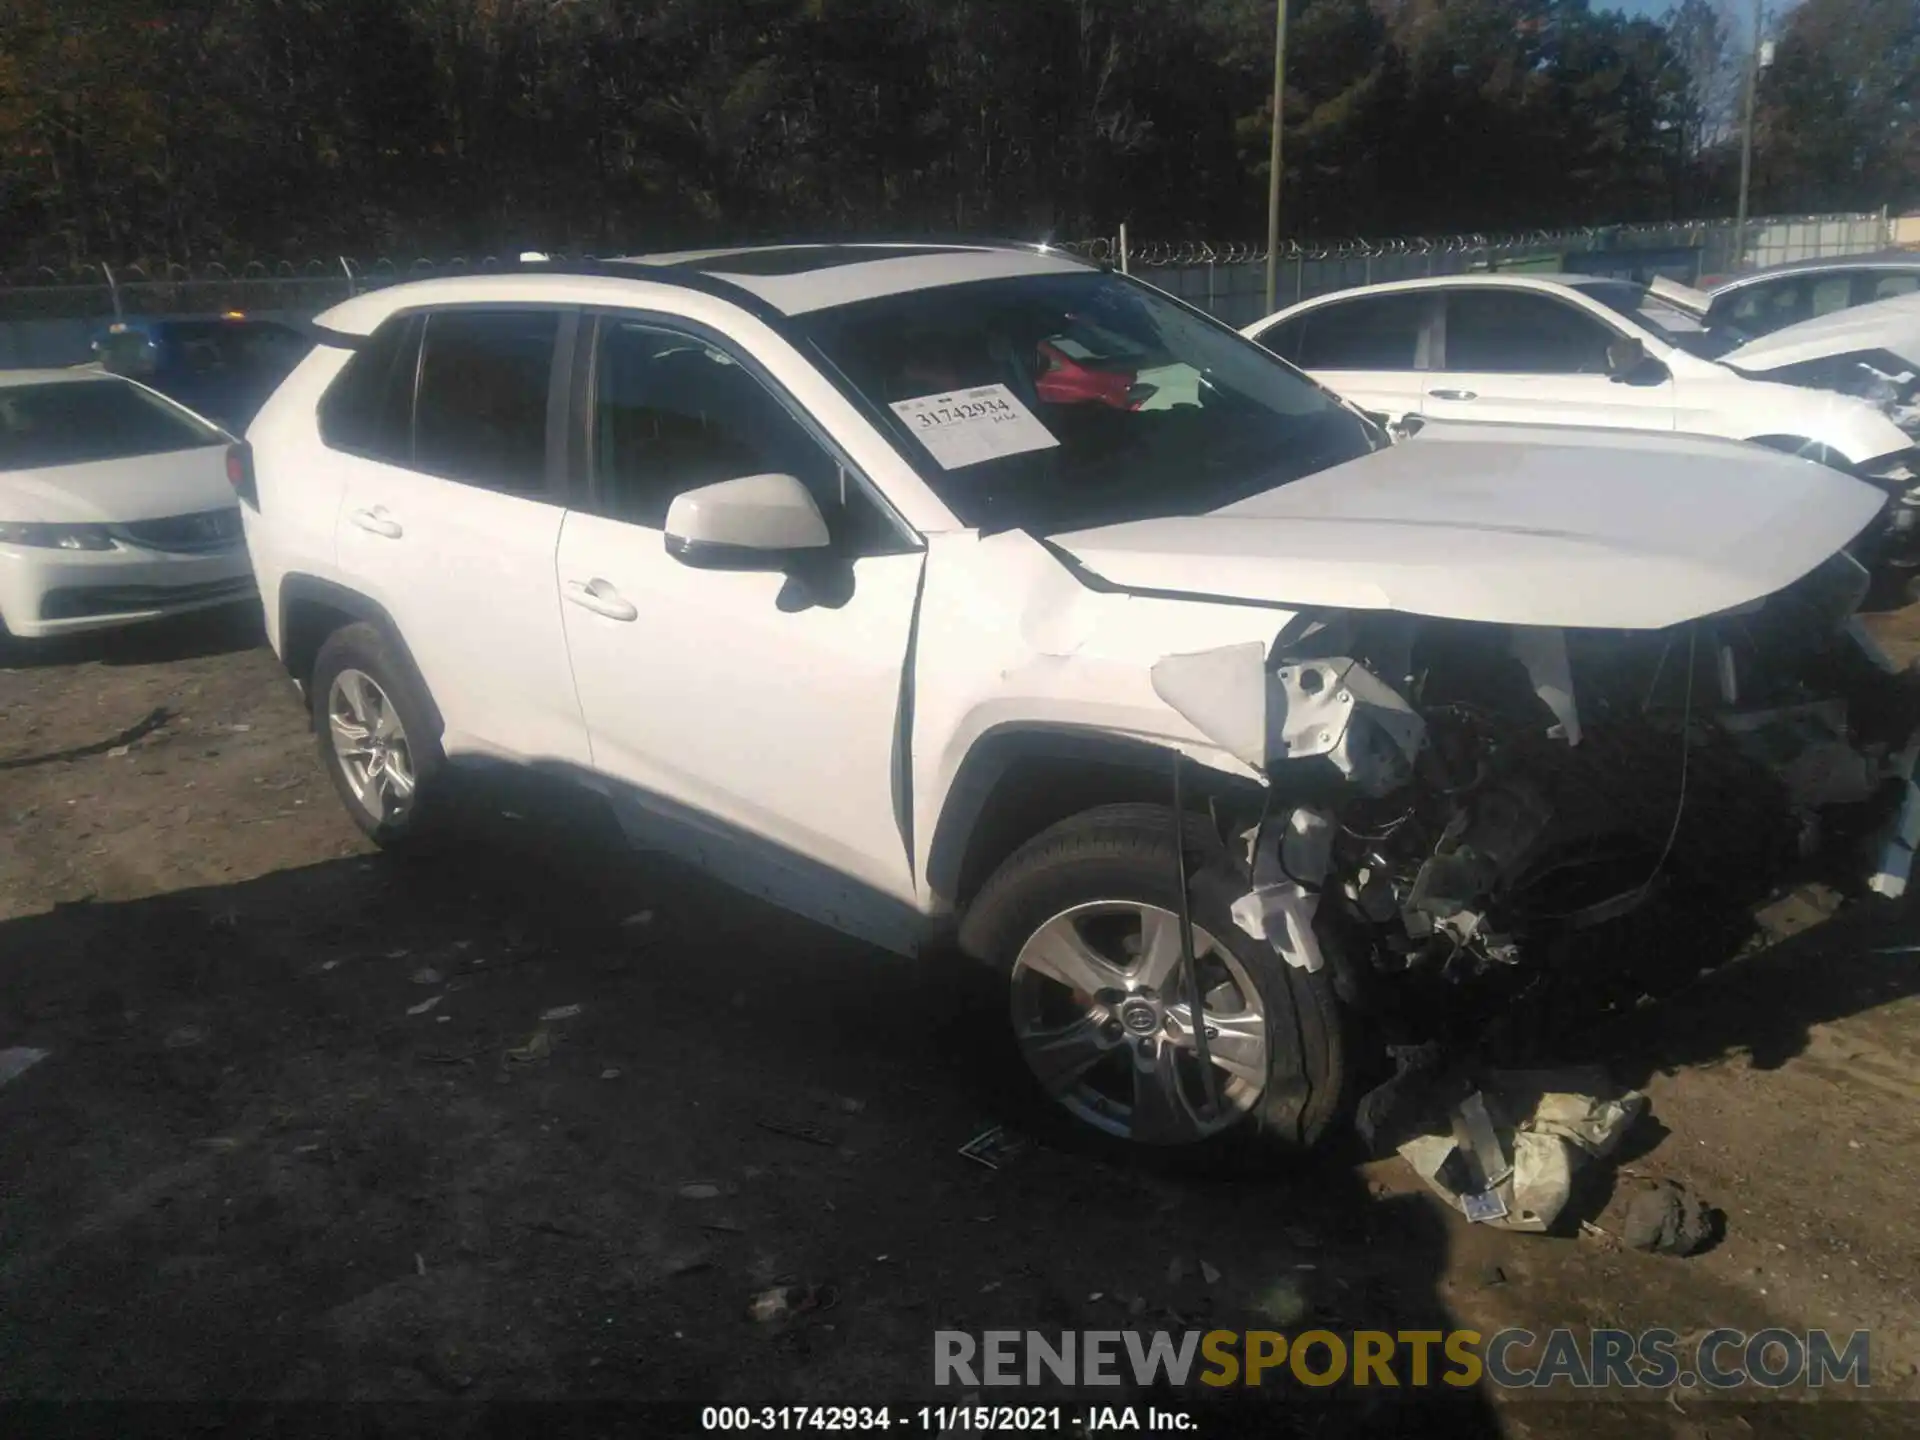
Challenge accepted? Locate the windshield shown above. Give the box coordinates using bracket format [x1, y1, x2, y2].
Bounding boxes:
[0, 379, 224, 470]
[1573, 279, 1747, 360]
[797, 271, 1384, 534]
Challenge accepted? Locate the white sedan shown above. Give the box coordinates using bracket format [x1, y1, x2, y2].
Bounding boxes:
[0, 368, 255, 641]
[1240, 272, 1917, 486]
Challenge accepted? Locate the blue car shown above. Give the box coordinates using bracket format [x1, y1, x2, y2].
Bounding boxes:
[90, 313, 314, 431]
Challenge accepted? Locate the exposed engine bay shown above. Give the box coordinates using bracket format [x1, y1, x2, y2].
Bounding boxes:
[1153, 551, 1920, 1055]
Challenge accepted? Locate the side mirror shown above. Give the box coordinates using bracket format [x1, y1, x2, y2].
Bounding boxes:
[1605, 336, 1648, 380]
[664, 472, 831, 570]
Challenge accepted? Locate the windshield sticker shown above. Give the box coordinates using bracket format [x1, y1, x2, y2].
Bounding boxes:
[888, 384, 1060, 469]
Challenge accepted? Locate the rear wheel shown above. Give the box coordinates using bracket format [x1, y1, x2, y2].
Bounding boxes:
[962, 804, 1349, 1167]
[311, 622, 445, 847]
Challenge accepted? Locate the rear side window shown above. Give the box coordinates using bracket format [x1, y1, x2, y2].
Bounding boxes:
[318, 316, 421, 464]
[0, 379, 221, 470]
[1871, 273, 1919, 301]
[1288, 294, 1426, 370]
[413, 310, 559, 496]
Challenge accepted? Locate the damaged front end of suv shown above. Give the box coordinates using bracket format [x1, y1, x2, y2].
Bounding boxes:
[1151, 549, 1920, 1086]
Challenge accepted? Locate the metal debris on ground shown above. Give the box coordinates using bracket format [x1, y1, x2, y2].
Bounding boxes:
[161, 1025, 207, 1050]
[1396, 1069, 1647, 1233]
[410, 967, 442, 985]
[678, 1182, 721, 1200]
[1200, 1261, 1222, 1285]
[406, 994, 444, 1017]
[540, 1004, 584, 1021]
[600, 1067, 621, 1081]
[620, 911, 654, 929]
[506, 1027, 553, 1063]
[958, 1124, 1029, 1170]
[756, 1116, 839, 1148]
[1622, 1179, 1717, 1257]
[0, 1048, 50, 1087]
[747, 1283, 838, 1323]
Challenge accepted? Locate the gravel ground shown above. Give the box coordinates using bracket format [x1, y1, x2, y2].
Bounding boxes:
[3, 604, 1920, 1438]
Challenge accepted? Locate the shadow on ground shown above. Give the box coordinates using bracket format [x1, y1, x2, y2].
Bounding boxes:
[1, 601, 265, 672]
[0, 792, 1505, 1435]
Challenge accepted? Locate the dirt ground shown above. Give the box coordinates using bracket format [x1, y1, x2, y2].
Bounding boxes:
[5, 605, 1920, 1438]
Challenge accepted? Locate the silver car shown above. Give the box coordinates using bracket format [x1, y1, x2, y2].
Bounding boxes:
[1706, 251, 1920, 338]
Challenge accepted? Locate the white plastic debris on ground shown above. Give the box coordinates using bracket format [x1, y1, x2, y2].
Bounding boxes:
[1396, 1070, 1647, 1233]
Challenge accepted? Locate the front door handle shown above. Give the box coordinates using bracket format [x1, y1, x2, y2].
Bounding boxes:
[1426, 388, 1478, 402]
[563, 579, 638, 623]
[349, 507, 402, 539]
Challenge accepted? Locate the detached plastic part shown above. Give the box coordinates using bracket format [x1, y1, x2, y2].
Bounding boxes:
[1149, 640, 1425, 792]
[1229, 808, 1335, 973]
[1397, 1075, 1648, 1233]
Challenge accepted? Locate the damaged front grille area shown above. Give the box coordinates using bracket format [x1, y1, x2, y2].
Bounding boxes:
[1153, 561, 1920, 1046]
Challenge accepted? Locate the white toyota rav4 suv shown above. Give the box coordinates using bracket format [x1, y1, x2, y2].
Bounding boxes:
[241, 243, 1920, 1165]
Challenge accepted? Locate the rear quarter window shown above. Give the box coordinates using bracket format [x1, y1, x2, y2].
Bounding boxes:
[0, 379, 222, 470]
[317, 316, 422, 464]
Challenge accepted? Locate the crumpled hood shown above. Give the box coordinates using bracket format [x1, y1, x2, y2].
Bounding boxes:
[0, 445, 234, 524]
[1723, 291, 1920, 375]
[1047, 422, 1885, 630]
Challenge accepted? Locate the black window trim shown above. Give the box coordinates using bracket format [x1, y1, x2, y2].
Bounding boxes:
[1432, 285, 1626, 375]
[572, 306, 923, 553]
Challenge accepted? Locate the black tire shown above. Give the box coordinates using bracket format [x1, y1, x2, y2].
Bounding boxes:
[309, 621, 446, 848]
[960, 803, 1350, 1170]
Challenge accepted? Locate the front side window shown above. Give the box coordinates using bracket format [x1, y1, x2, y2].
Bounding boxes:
[799, 270, 1382, 534]
[1441, 289, 1615, 373]
[412, 310, 558, 495]
[1289, 294, 1427, 371]
[1871, 273, 1920, 301]
[592, 320, 908, 554]
[0, 379, 223, 470]
[317, 315, 421, 464]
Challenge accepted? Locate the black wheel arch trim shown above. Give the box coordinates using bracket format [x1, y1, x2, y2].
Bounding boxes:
[277, 572, 445, 738]
[934, 724, 1266, 933]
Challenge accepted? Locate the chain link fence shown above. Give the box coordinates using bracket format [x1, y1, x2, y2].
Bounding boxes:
[1063, 211, 1899, 328]
[0, 210, 1903, 365]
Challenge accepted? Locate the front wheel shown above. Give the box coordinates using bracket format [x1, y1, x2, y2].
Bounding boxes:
[960, 804, 1350, 1167]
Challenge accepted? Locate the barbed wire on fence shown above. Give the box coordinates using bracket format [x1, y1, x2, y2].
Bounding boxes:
[0, 210, 1892, 290]
[1058, 210, 1890, 268]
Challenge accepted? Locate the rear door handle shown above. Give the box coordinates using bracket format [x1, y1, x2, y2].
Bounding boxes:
[349, 507, 402, 539]
[563, 579, 638, 623]
[1426, 388, 1478, 402]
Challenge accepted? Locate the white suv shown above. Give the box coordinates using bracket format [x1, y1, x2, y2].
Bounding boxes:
[242, 244, 1919, 1164]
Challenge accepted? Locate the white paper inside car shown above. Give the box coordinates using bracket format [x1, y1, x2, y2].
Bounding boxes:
[889, 383, 1061, 470]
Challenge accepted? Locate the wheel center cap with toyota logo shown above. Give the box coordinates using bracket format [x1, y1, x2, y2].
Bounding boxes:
[1118, 997, 1161, 1036]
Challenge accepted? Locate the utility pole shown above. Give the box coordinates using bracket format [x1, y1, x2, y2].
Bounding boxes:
[1734, 0, 1763, 268]
[1263, 0, 1290, 314]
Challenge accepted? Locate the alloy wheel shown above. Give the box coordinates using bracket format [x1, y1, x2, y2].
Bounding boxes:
[1010, 900, 1270, 1145]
